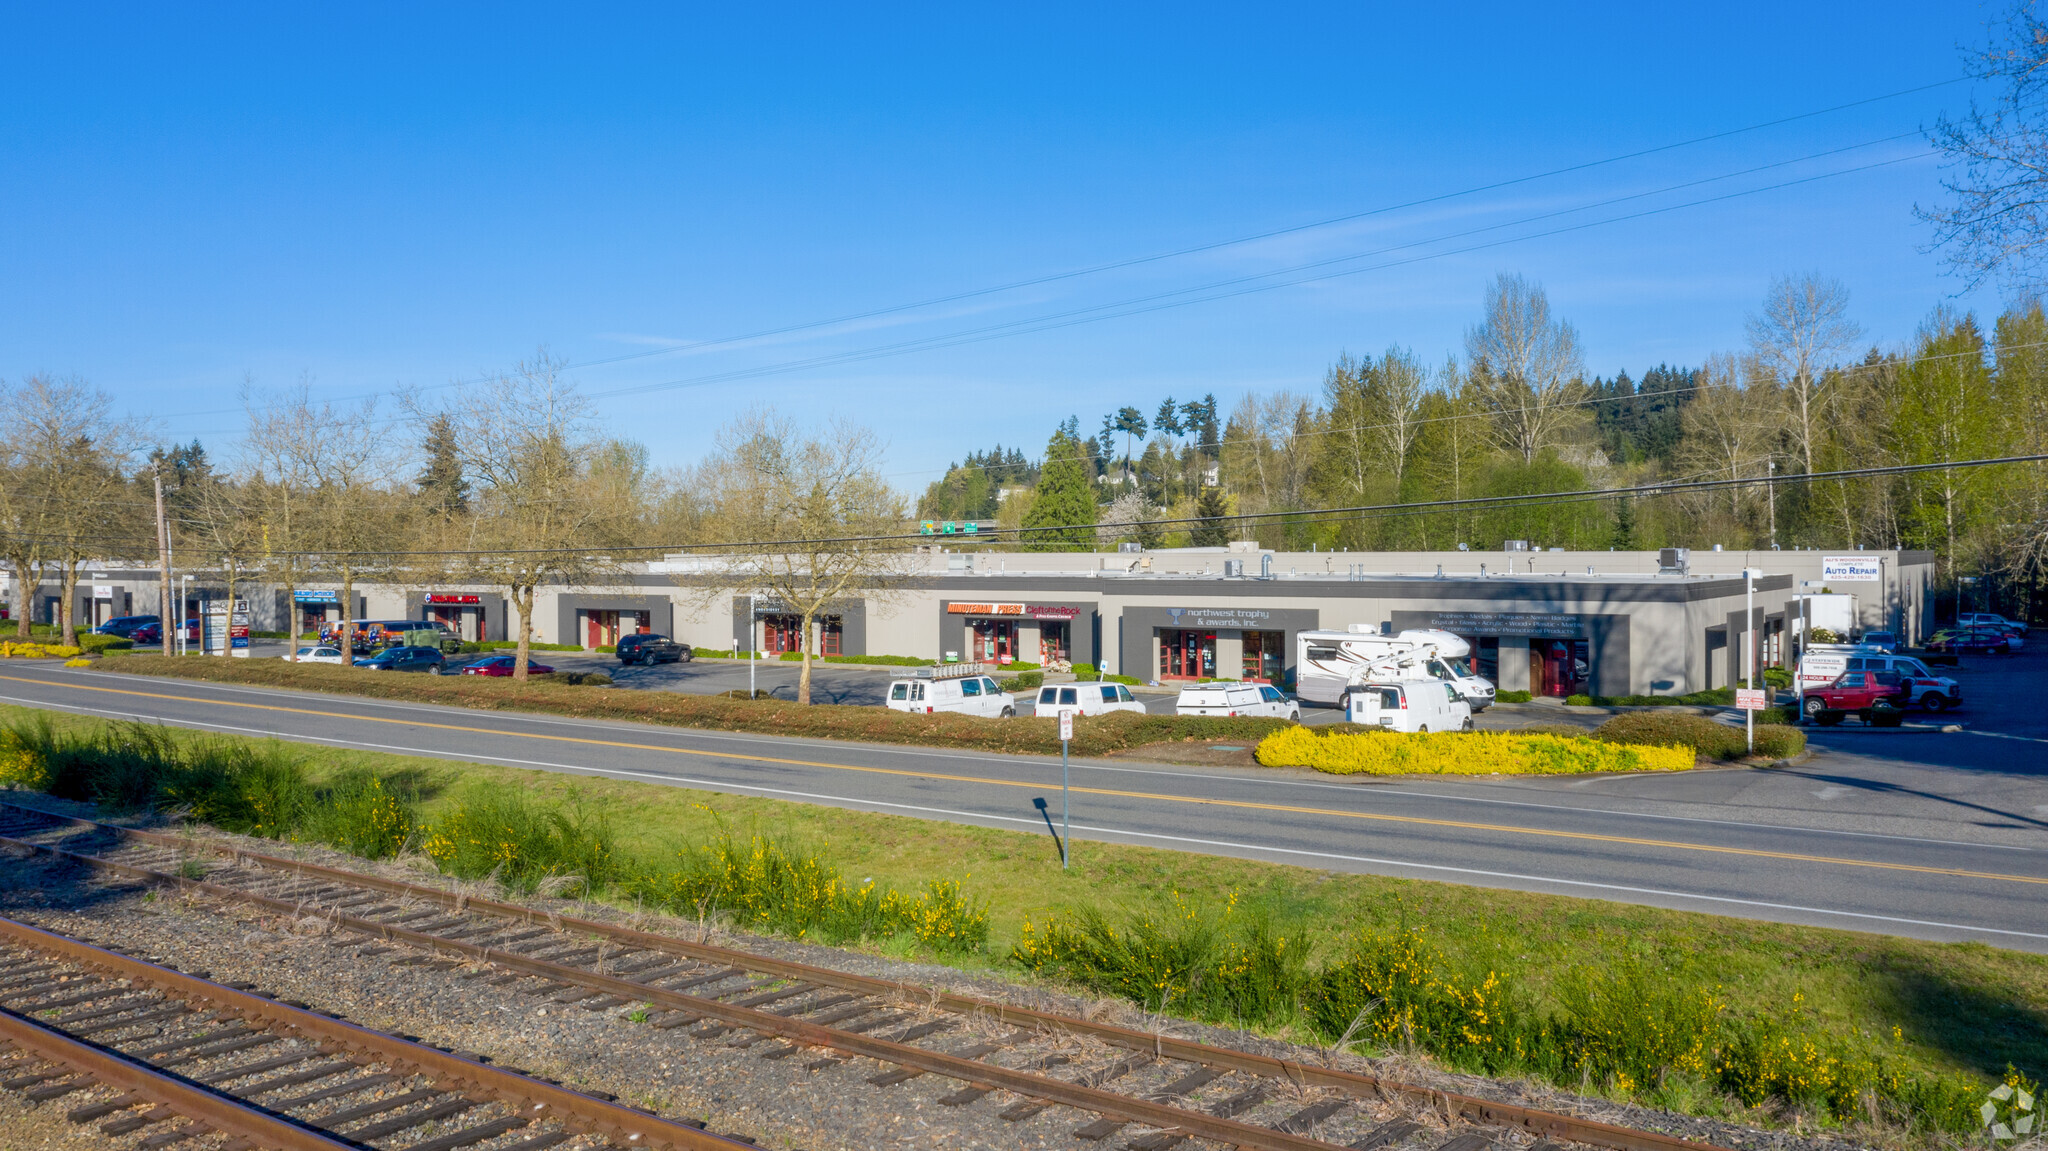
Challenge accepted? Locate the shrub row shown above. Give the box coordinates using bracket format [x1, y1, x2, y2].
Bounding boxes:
[1254, 727, 1696, 775]
[1594, 712, 1805, 760]
[0, 642, 84, 659]
[1013, 900, 1999, 1134]
[101, 656, 1289, 757]
[0, 718, 988, 953]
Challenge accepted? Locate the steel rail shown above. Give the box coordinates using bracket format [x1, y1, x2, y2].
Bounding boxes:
[0, 998, 360, 1151]
[0, 913, 760, 1151]
[1, 801, 1741, 1151]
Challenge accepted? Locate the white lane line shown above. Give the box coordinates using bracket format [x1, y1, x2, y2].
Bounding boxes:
[43, 669, 2037, 856]
[2, 690, 2039, 947]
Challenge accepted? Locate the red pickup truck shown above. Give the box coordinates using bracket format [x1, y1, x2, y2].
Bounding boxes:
[1801, 670, 1908, 726]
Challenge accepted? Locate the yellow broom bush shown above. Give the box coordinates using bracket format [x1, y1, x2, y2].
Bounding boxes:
[1254, 726, 1694, 775]
[0, 642, 82, 659]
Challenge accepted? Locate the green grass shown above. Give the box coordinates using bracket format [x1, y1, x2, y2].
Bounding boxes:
[0, 704, 2036, 1138]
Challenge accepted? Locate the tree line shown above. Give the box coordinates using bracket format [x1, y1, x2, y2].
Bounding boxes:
[924, 272, 2048, 622]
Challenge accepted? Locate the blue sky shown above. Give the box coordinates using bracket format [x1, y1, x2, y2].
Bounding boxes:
[0, 4, 2007, 488]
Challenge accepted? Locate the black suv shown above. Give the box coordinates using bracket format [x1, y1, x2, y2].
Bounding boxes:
[353, 645, 446, 673]
[616, 633, 690, 665]
[92, 615, 160, 638]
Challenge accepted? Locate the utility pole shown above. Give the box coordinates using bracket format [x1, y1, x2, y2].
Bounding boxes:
[153, 467, 173, 657]
[1766, 460, 1777, 549]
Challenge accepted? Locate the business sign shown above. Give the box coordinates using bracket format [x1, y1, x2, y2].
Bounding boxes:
[426, 593, 482, 605]
[1165, 606, 1277, 630]
[920, 520, 986, 535]
[1415, 611, 1586, 638]
[1028, 605, 1081, 620]
[293, 589, 339, 603]
[1734, 688, 1769, 711]
[948, 602, 1025, 616]
[1821, 556, 1882, 583]
[92, 585, 113, 600]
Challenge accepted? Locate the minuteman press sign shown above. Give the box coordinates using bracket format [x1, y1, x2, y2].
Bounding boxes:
[1821, 556, 1882, 582]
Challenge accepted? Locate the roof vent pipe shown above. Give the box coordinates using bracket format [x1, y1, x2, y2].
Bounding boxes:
[1260, 553, 1272, 579]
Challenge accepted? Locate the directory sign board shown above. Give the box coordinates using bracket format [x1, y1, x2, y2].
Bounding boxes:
[1734, 688, 1769, 711]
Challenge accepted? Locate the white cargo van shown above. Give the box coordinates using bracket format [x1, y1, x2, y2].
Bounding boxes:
[1034, 681, 1146, 718]
[1796, 645, 1960, 711]
[1347, 679, 1473, 732]
[1174, 682, 1301, 720]
[1297, 626, 1494, 710]
[884, 668, 1016, 718]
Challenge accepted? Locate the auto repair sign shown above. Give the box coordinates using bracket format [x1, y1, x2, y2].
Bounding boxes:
[1821, 556, 1881, 582]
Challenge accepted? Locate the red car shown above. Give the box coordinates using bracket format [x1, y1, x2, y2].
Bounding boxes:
[129, 619, 200, 646]
[457, 654, 555, 677]
[1801, 670, 1909, 726]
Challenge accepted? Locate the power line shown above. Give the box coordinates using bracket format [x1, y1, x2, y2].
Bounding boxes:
[135, 78, 1963, 426]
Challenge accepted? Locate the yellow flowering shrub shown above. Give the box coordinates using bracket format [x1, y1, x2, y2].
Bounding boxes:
[1255, 727, 1693, 775]
[0, 642, 82, 659]
[0, 728, 48, 790]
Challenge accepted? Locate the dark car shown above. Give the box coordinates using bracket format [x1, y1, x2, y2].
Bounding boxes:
[1926, 627, 2013, 656]
[92, 615, 160, 638]
[352, 645, 445, 673]
[616, 633, 690, 665]
[128, 618, 199, 646]
[456, 654, 555, 677]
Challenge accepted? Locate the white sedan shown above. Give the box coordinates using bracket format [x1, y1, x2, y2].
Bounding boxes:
[288, 645, 346, 665]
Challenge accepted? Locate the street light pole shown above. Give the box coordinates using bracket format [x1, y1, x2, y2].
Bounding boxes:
[747, 593, 756, 700]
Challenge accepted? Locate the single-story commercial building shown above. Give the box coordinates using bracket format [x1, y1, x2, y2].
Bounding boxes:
[12, 544, 1933, 698]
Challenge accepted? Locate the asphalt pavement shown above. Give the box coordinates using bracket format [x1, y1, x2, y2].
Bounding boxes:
[0, 655, 2042, 952]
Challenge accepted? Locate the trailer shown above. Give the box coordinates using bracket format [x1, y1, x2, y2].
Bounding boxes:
[1295, 625, 1494, 709]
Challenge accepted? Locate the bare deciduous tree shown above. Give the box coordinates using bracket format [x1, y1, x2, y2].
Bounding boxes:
[689, 409, 908, 704]
[6, 376, 139, 646]
[1921, 4, 2048, 289]
[1746, 273, 1861, 479]
[1464, 273, 1587, 463]
[417, 351, 623, 679]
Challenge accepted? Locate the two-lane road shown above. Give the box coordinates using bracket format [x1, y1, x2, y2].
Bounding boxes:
[1, 663, 2042, 951]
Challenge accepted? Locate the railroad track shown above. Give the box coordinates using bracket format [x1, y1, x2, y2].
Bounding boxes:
[0, 914, 760, 1150]
[0, 798, 1738, 1151]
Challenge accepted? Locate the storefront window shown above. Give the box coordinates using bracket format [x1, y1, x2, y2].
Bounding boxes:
[1159, 630, 1216, 679]
[1475, 637, 1499, 683]
[1530, 639, 1590, 697]
[1039, 621, 1069, 664]
[970, 619, 1016, 663]
[1242, 631, 1283, 682]
[761, 614, 803, 653]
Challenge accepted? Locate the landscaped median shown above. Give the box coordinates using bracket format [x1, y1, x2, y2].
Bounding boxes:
[90, 655, 1294, 758]
[1254, 726, 1697, 774]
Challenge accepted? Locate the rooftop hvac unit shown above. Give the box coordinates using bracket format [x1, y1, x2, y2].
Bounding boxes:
[1503, 540, 1530, 552]
[1117, 542, 1142, 553]
[1223, 559, 1245, 577]
[1657, 547, 1689, 575]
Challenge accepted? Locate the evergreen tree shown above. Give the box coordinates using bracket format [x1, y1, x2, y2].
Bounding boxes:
[1189, 483, 1231, 547]
[1021, 429, 1098, 551]
[417, 413, 470, 517]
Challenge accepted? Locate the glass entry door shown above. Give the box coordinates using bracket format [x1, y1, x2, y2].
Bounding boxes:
[970, 619, 1016, 663]
[1159, 629, 1216, 679]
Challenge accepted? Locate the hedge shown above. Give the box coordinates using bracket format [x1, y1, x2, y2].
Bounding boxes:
[1255, 727, 1695, 775]
[95, 656, 1291, 757]
[1594, 712, 1805, 760]
[0, 642, 84, 659]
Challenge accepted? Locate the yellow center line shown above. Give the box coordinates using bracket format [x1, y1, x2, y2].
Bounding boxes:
[10, 672, 2044, 888]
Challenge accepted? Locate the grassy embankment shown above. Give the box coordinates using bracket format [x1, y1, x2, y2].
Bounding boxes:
[0, 702, 2034, 1140]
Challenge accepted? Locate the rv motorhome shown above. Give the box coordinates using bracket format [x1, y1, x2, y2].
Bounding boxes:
[1295, 626, 1495, 711]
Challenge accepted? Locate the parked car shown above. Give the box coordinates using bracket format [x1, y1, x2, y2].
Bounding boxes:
[1824, 652, 1961, 711]
[128, 618, 199, 646]
[456, 654, 555, 677]
[353, 645, 445, 673]
[288, 645, 346, 665]
[92, 615, 159, 639]
[1958, 612, 2029, 637]
[1926, 627, 2017, 656]
[1174, 682, 1300, 721]
[1346, 678, 1474, 732]
[884, 673, 1016, 717]
[1858, 630, 1899, 653]
[1801, 670, 1909, 726]
[616, 633, 690, 665]
[1034, 681, 1147, 718]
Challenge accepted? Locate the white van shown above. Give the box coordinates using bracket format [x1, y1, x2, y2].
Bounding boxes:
[885, 673, 1017, 718]
[1174, 682, 1301, 721]
[1034, 682, 1147, 718]
[1347, 678, 1473, 733]
[1797, 645, 1960, 711]
[1797, 645, 1961, 711]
